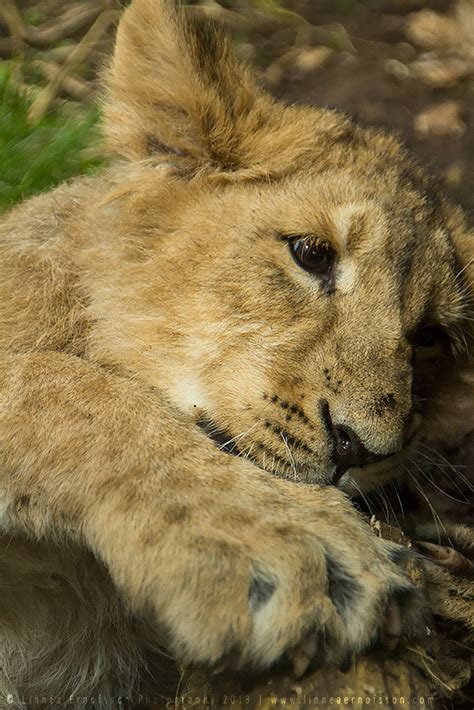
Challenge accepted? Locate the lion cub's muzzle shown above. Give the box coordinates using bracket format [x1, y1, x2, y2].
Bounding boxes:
[321, 400, 419, 485]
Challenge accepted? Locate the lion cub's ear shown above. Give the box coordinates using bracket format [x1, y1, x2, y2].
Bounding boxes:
[103, 0, 276, 174]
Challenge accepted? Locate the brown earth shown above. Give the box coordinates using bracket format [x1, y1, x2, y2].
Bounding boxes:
[258, 0, 474, 221]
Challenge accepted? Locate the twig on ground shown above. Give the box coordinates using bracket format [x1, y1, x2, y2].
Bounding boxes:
[31, 60, 93, 102]
[0, 0, 25, 39]
[0, 1, 107, 51]
[28, 8, 119, 124]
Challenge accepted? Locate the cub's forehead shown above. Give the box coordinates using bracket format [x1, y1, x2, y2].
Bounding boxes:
[326, 199, 458, 279]
[329, 199, 446, 254]
[326, 200, 465, 330]
[256, 174, 462, 314]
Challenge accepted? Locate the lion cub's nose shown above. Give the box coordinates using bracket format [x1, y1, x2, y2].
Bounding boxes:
[320, 400, 394, 483]
[332, 424, 385, 475]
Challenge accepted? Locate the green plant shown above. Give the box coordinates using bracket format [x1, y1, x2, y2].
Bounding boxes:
[0, 64, 105, 213]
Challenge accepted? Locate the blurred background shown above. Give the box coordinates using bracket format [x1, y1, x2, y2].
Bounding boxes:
[0, 0, 473, 218]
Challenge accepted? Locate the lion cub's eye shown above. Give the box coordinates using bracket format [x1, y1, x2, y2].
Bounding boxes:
[290, 239, 336, 276]
[412, 325, 449, 350]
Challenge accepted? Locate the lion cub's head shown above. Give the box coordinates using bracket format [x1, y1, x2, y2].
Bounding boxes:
[100, 0, 472, 493]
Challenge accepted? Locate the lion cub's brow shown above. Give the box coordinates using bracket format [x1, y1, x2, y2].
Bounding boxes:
[273, 196, 463, 322]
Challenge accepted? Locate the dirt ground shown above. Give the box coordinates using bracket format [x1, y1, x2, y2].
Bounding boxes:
[257, 0, 474, 221]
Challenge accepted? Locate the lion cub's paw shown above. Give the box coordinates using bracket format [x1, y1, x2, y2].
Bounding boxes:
[243, 531, 424, 674]
[157, 489, 425, 673]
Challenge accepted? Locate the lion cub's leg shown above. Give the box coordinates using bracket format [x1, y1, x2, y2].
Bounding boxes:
[0, 533, 170, 707]
[1, 352, 424, 684]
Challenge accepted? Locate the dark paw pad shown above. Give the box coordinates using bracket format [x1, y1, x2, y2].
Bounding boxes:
[325, 552, 361, 617]
[248, 567, 277, 612]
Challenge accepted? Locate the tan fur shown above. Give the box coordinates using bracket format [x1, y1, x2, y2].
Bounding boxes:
[0, 0, 472, 706]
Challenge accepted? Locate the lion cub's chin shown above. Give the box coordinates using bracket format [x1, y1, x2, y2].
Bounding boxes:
[338, 447, 415, 495]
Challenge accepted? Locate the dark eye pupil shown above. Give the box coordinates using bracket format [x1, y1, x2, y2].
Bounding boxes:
[414, 326, 445, 349]
[291, 240, 334, 274]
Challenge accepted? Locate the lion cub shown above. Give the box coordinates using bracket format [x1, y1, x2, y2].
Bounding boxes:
[0, 0, 471, 705]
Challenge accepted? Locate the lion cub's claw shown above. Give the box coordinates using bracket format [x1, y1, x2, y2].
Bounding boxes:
[287, 579, 422, 679]
[287, 582, 417, 678]
[157, 488, 425, 673]
[288, 634, 320, 678]
[252, 532, 425, 671]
